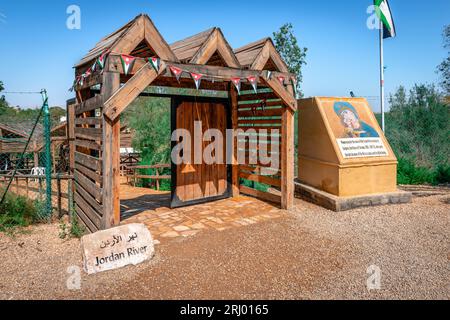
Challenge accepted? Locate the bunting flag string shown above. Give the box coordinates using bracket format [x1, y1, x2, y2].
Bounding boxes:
[231, 77, 241, 95]
[71, 53, 296, 97]
[170, 66, 183, 82]
[120, 54, 136, 75]
[291, 77, 298, 97]
[191, 73, 203, 90]
[149, 57, 161, 72]
[247, 76, 258, 93]
[97, 51, 108, 70]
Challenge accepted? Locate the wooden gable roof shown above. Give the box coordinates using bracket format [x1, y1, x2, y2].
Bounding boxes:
[0, 123, 30, 139]
[75, 14, 178, 69]
[234, 38, 289, 72]
[170, 28, 240, 68]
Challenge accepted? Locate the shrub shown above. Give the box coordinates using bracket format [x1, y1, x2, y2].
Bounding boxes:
[0, 193, 42, 232]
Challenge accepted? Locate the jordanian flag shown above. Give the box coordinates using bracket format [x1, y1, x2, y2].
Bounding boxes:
[374, 0, 396, 39]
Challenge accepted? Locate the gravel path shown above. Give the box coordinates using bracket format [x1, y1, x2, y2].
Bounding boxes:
[0, 194, 448, 300]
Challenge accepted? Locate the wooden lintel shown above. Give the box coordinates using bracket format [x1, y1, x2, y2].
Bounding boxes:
[103, 61, 166, 121]
[261, 71, 297, 112]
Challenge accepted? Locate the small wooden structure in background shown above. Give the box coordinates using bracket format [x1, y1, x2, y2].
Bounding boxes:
[0, 122, 69, 172]
[68, 14, 296, 232]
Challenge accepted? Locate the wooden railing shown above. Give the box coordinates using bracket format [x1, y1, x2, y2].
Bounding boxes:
[126, 164, 171, 190]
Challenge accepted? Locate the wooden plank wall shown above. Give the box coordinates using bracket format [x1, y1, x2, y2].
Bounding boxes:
[73, 91, 104, 233]
[236, 89, 283, 205]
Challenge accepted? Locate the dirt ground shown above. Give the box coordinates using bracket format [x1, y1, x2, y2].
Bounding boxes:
[0, 193, 448, 300]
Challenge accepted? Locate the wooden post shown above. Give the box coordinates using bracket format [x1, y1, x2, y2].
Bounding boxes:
[156, 168, 160, 191]
[26, 177, 29, 197]
[57, 175, 62, 218]
[33, 141, 39, 168]
[101, 71, 121, 229]
[229, 84, 240, 197]
[281, 107, 294, 210]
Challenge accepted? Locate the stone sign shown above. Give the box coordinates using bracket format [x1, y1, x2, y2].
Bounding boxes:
[81, 223, 154, 275]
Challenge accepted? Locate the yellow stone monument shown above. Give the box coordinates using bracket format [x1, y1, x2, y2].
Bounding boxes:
[296, 97, 411, 210]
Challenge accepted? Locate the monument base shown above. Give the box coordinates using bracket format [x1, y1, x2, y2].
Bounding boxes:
[294, 180, 412, 212]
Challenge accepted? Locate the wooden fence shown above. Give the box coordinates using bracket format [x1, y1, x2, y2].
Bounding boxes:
[125, 164, 171, 190]
[0, 173, 73, 217]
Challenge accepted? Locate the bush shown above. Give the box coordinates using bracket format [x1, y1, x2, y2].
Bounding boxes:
[435, 163, 450, 184]
[384, 85, 450, 185]
[0, 193, 42, 232]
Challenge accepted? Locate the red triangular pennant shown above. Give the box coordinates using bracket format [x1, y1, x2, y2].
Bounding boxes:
[170, 66, 183, 81]
[231, 78, 241, 95]
[191, 73, 203, 90]
[120, 54, 136, 75]
[247, 76, 258, 93]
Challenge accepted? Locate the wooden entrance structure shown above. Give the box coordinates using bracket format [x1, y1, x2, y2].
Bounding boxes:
[69, 14, 297, 232]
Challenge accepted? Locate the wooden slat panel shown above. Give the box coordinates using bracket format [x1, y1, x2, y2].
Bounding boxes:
[74, 191, 102, 227]
[75, 181, 103, 214]
[75, 127, 102, 141]
[238, 92, 279, 101]
[74, 170, 102, 200]
[74, 139, 101, 151]
[239, 164, 281, 176]
[75, 117, 102, 126]
[240, 171, 281, 188]
[75, 152, 102, 172]
[75, 163, 102, 184]
[132, 175, 171, 180]
[239, 185, 281, 204]
[238, 100, 283, 109]
[75, 203, 99, 233]
[238, 109, 284, 117]
[238, 119, 282, 125]
[75, 95, 103, 115]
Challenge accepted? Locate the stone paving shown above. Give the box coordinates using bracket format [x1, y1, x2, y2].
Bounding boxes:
[120, 183, 285, 242]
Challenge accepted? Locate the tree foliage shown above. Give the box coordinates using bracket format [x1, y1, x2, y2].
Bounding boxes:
[437, 25, 450, 95]
[273, 23, 307, 97]
[124, 97, 171, 165]
[385, 84, 450, 184]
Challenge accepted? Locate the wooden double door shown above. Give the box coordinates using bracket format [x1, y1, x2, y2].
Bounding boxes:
[171, 96, 232, 208]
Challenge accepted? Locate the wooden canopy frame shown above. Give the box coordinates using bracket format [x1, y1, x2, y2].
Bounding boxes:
[69, 14, 297, 232]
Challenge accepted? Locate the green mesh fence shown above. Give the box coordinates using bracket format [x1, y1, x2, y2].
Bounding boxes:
[0, 90, 73, 223]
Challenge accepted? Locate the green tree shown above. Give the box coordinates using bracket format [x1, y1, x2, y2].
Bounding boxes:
[386, 84, 450, 184]
[0, 81, 7, 115]
[437, 25, 450, 95]
[273, 23, 307, 97]
[124, 97, 171, 165]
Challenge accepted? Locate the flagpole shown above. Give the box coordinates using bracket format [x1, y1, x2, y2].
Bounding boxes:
[379, 18, 385, 132]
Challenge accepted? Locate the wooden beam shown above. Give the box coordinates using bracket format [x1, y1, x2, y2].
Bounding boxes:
[101, 71, 121, 229]
[251, 41, 290, 72]
[229, 84, 240, 197]
[143, 15, 179, 62]
[103, 61, 166, 121]
[281, 107, 294, 210]
[190, 29, 241, 68]
[261, 71, 297, 112]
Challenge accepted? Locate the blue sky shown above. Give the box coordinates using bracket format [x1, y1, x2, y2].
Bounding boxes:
[0, 0, 448, 111]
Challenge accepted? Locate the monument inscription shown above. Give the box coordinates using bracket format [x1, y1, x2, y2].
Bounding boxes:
[80, 223, 154, 274]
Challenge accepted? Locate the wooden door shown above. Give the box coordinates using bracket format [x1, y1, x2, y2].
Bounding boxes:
[171, 96, 231, 208]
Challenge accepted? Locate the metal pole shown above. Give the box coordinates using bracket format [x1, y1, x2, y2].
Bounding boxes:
[42, 90, 52, 219]
[380, 19, 385, 132]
